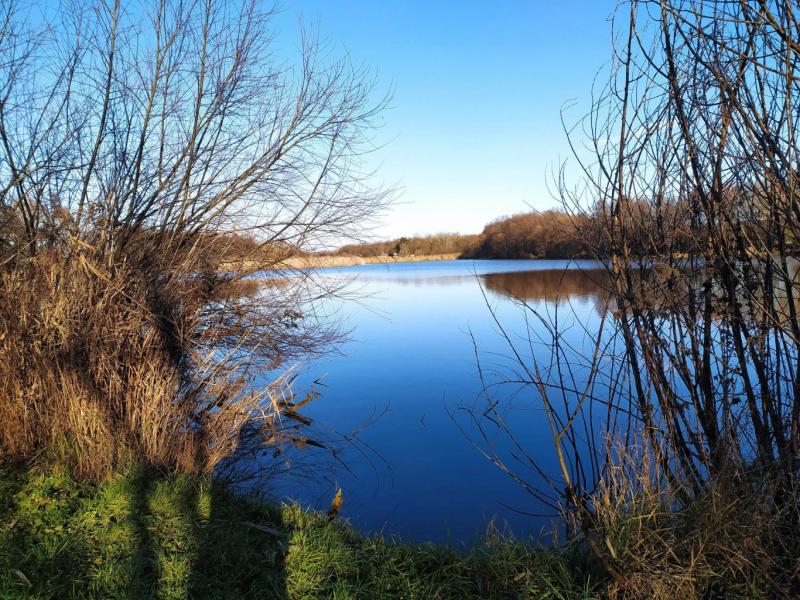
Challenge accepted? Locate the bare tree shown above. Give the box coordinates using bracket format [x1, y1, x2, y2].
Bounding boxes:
[470, 1, 800, 594]
[0, 0, 390, 480]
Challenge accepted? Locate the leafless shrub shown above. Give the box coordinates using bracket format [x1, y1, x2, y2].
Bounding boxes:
[0, 0, 389, 480]
[472, 0, 800, 595]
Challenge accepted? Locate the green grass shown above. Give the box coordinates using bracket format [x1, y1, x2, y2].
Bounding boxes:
[0, 467, 598, 599]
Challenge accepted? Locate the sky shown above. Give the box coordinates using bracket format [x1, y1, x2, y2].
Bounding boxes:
[274, 1, 618, 239]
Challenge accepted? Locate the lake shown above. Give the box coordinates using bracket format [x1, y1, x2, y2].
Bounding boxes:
[263, 259, 609, 545]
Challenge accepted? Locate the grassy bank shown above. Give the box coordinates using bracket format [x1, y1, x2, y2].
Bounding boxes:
[0, 467, 596, 599]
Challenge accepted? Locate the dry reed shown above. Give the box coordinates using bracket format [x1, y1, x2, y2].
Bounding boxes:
[0, 248, 310, 481]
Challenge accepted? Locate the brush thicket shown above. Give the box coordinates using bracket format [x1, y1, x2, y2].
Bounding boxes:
[0, 244, 311, 481]
[580, 437, 800, 599]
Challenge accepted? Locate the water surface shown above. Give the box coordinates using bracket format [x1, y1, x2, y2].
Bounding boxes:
[265, 259, 607, 544]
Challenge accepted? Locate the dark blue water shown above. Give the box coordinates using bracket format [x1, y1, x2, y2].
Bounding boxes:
[264, 259, 609, 545]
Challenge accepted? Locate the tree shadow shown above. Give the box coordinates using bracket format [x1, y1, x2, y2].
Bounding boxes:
[0, 466, 291, 598]
[186, 478, 290, 599]
[125, 467, 290, 598]
[128, 470, 158, 596]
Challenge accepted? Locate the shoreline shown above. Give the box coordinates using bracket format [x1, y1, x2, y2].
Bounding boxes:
[0, 466, 588, 598]
[218, 253, 460, 272]
[274, 253, 462, 269]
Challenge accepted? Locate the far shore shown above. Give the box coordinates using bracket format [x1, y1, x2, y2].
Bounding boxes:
[221, 253, 463, 272]
[284, 253, 462, 268]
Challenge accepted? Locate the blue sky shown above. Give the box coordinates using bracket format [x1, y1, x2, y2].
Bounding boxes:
[273, 1, 618, 238]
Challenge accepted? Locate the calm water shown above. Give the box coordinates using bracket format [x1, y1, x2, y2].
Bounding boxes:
[264, 259, 608, 545]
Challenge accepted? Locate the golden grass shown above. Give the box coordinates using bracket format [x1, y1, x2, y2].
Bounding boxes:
[0, 250, 300, 481]
[581, 436, 800, 599]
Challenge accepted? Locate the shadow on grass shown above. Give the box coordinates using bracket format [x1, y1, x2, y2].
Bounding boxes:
[0, 467, 599, 599]
[128, 470, 157, 595]
[126, 469, 291, 599]
[0, 468, 290, 599]
[0, 468, 100, 598]
[187, 478, 290, 599]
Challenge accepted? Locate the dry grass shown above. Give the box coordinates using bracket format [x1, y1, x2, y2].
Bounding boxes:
[581, 437, 800, 599]
[0, 248, 307, 482]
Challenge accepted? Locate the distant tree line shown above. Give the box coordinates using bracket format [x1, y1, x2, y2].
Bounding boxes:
[335, 233, 482, 257]
[465, 210, 596, 259]
[333, 210, 597, 259]
[333, 199, 785, 260]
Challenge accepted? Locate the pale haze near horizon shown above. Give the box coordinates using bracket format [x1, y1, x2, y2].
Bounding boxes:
[276, 1, 617, 241]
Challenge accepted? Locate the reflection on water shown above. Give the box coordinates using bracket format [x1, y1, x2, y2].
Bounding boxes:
[479, 260, 800, 327]
[481, 268, 611, 306]
[262, 259, 608, 545]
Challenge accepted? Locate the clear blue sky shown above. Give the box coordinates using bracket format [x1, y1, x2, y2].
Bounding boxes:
[277, 1, 618, 239]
